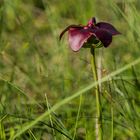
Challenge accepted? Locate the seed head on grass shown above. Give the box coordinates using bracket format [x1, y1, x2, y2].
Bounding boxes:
[60, 17, 120, 51]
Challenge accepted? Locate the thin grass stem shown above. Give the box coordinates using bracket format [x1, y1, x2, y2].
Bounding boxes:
[45, 93, 56, 140]
[72, 95, 82, 140]
[28, 129, 37, 140]
[111, 105, 114, 140]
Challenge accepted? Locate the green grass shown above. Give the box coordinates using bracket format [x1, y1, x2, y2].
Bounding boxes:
[0, 0, 140, 140]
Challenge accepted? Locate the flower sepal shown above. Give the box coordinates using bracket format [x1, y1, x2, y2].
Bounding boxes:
[83, 37, 104, 49]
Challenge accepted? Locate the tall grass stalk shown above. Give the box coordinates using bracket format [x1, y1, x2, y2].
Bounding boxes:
[72, 95, 82, 140]
[91, 48, 102, 140]
[111, 104, 114, 140]
[45, 93, 56, 140]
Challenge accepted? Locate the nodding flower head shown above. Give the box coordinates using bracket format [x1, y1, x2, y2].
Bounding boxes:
[60, 17, 120, 52]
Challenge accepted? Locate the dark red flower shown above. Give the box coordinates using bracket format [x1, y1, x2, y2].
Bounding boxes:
[60, 17, 120, 51]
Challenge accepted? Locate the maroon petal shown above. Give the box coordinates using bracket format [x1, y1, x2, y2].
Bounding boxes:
[59, 25, 83, 40]
[96, 22, 121, 35]
[95, 29, 112, 47]
[68, 28, 94, 51]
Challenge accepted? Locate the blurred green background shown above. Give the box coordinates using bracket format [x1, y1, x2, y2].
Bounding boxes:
[0, 0, 140, 139]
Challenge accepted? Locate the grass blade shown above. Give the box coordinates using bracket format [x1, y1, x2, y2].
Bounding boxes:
[12, 57, 140, 139]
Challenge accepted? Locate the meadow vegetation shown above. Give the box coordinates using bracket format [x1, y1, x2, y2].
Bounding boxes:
[0, 0, 140, 139]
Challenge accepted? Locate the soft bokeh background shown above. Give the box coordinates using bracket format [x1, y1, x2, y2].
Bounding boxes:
[0, 0, 140, 139]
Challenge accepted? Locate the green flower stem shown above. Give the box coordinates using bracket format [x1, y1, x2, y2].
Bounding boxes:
[91, 47, 102, 140]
